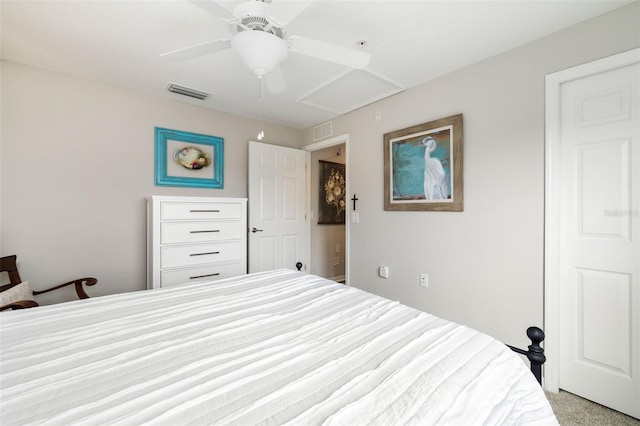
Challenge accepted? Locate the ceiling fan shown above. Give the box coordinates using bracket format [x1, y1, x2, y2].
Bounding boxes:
[162, 0, 371, 93]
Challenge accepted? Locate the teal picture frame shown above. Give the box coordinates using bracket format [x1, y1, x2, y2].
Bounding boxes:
[155, 127, 224, 188]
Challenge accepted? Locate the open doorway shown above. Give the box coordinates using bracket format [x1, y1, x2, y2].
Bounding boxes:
[303, 135, 350, 285]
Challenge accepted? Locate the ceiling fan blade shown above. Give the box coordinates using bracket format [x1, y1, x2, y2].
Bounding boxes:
[267, 1, 314, 27]
[265, 66, 286, 94]
[160, 39, 231, 61]
[189, 0, 236, 21]
[288, 36, 370, 69]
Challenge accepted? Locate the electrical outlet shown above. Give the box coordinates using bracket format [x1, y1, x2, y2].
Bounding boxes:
[379, 266, 389, 278]
[420, 273, 428, 288]
[333, 257, 340, 266]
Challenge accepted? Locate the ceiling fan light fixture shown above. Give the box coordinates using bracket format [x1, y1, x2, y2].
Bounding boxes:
[231, 30, 288, 76]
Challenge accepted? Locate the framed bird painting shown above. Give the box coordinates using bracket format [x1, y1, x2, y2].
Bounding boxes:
[383, 114, 463, 211]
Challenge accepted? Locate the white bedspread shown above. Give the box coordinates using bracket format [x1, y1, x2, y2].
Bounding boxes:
[0, 270, 557, 425]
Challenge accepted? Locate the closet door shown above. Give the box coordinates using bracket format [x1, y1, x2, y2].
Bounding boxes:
[547, 49, 639, 418]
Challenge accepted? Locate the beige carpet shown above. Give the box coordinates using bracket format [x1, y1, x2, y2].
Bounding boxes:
[546, 390, 640, 425]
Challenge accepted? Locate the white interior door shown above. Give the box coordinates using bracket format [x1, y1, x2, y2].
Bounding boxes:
[555, 54, 639, 418]
[248, 141, 307, 273]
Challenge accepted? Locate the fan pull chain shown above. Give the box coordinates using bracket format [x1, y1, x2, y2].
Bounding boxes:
[257, 76, 265, 140]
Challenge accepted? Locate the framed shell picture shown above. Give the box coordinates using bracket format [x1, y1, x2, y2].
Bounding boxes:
[154, 127, 224, 188]
[318, 160, 346, 224]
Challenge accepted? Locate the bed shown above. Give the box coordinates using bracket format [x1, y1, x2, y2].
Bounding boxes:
[0, 269, 557, 425]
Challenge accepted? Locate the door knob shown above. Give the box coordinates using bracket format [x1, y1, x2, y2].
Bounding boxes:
[251, 227, 264, 233]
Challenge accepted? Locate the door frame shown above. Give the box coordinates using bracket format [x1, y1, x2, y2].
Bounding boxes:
[544, 48, 639, 392]
[302, 134, 350, 285]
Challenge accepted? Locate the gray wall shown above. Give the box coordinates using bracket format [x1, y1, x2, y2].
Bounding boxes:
[302, 3, 640, 347]
[0, 62, 303, 303]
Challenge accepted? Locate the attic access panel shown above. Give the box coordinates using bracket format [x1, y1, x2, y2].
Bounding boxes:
[298, 69, 404, 114]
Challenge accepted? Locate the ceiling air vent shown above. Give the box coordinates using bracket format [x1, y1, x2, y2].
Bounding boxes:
[167, 83, 209, 100]
[313, 121, 333, 142]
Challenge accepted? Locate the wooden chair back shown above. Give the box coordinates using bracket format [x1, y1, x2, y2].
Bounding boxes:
[0, 255, 23, 292]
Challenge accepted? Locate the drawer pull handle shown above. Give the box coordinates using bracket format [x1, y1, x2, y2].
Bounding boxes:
[190, 251, 220, 256]
[190, 209, 220, 213]
[189, 273, 220, 280]
[190, 230, 220, 234]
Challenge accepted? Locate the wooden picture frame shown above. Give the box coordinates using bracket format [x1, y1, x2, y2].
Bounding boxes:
[155, 127, 224, 189]
[318, 160, 346, 224]
[384, 114, 463, 211]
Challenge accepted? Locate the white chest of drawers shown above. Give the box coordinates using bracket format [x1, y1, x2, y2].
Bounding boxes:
[147, 196, 247, 289]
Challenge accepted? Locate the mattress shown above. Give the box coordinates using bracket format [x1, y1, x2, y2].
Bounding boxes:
[0, 270, 557, 425]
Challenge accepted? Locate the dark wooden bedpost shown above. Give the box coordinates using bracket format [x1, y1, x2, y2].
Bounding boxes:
[507, 326, 546, 386]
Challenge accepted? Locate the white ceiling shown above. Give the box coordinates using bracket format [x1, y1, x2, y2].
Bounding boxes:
[1, 0, 632, 129]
